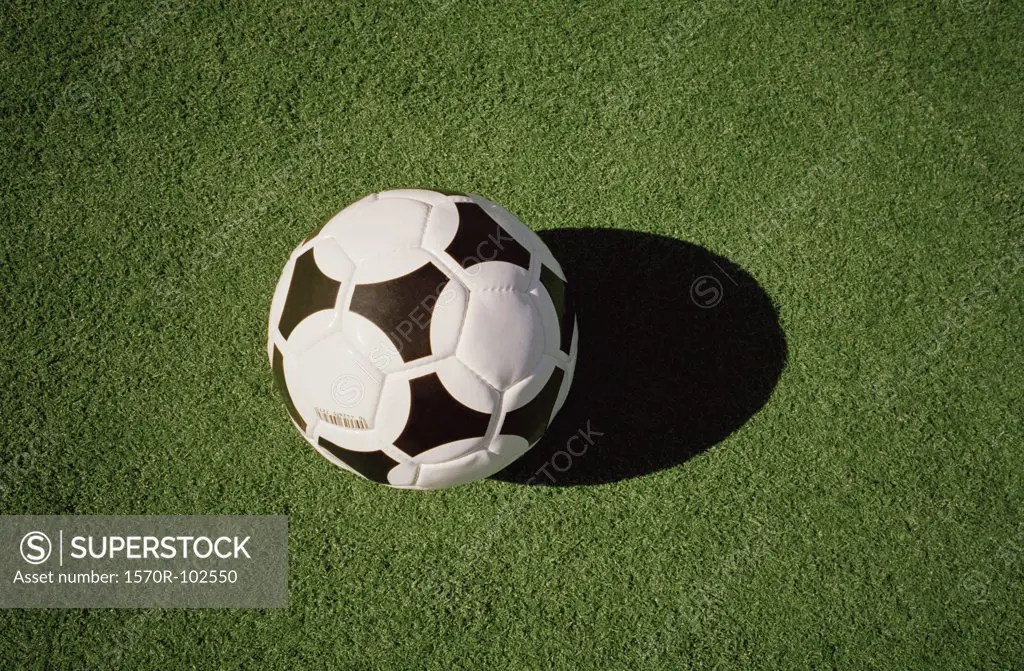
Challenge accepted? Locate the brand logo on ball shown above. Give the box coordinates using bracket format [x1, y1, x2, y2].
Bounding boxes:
[316, 408, 370, 430]
[20, 531, 52, 565]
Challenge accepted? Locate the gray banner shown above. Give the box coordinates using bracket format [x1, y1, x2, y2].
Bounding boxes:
[0, 516, 288, 608]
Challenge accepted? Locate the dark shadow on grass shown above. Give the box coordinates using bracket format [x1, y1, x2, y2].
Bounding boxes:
[492, 228, 787, 486]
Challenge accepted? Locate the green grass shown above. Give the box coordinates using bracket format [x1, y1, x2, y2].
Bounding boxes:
[2, 0, 1023, 667]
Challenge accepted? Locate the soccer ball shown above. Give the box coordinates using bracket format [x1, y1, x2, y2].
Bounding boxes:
[267, 189, 578, 489]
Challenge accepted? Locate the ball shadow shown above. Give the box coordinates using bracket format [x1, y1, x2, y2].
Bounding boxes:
[492, 228, 787, 486]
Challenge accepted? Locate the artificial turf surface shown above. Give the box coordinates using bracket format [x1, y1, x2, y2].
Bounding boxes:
[2, 0, 1023, 667]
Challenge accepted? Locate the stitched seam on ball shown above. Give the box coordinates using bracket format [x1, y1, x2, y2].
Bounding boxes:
[528, 251, 542, 292]
[454, 296, 470, 348]
[421, 247, 470, 293]
[314, 235, 357, 267]
[393, 355, 448, 376]
[485, 393, 505, 452]
[458, 356, 499, 392]
[526, 292, 548, 355]
[418, 203, 434, 247]
[527, 353, 559, 382]
[367, 361, 387, 427]
[500, 353, 559, 415]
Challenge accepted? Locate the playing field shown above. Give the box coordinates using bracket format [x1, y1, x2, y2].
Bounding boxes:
[2, 0, 1022, 667]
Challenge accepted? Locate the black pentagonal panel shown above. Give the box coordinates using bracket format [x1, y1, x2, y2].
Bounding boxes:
[272, 346, 306, 432]
[348, 261, 450, 363]
[278, 247, 341, 340]
[500, 366, 565, 445]
[393, 373, 492, 457]
[539, 264, 575, 355]
[318, 437, 398, 484]
[445, 202, 531, 271]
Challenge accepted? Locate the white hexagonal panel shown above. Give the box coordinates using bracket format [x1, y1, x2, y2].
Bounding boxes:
[287, 331, 385, 433]
[456, 290, 544, 391]
[319, 194, 428, 264]
[311, 237, 355, 283]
